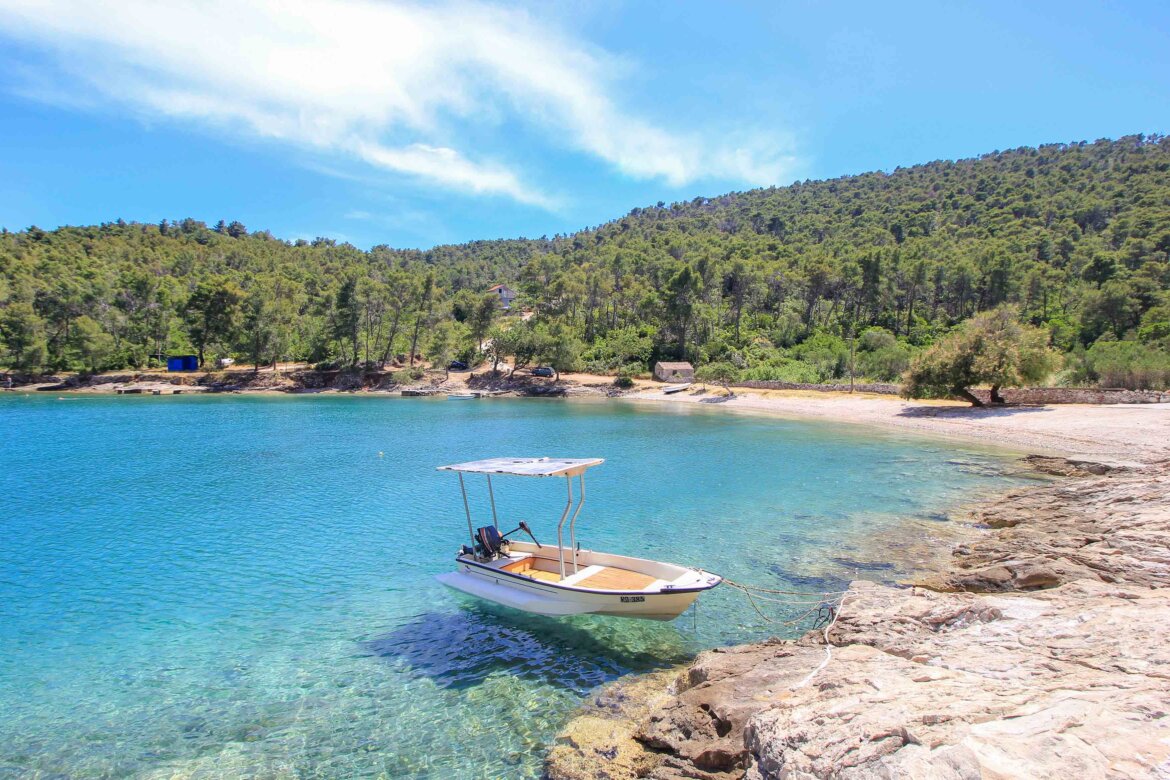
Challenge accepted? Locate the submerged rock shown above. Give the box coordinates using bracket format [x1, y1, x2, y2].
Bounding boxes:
[544, 668, 681, 780]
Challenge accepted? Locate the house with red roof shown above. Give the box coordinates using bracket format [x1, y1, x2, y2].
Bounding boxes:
[488, 283, 517, 310]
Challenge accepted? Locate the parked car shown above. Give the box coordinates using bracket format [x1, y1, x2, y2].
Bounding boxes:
[448, 360, 469, 371]
[532, 366, 555, 378]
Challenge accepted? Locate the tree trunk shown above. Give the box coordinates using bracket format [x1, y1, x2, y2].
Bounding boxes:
[954, 386, 984, 407]
[989, 384, 1006, 404]
[379, 311, 402, 368]
[409, 316, 423, 367]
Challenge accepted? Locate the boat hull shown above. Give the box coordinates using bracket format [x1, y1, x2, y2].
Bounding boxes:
[437, 557, 713, 620]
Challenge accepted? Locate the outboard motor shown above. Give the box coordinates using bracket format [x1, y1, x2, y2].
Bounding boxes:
[475, 525, 504, 558]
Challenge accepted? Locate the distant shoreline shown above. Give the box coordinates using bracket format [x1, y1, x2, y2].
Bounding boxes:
[8, 368, 1167, 467]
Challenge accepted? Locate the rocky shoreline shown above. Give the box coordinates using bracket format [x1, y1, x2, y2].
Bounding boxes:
[544, 456, 1170, 779]
[0, 368, 619, 398]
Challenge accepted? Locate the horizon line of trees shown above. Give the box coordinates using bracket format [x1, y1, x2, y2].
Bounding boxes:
[2, 135, 1169, 392]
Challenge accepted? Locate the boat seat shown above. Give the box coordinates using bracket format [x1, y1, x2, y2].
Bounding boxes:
[502, 557, 562, 583]
[558, 565, 605, 586]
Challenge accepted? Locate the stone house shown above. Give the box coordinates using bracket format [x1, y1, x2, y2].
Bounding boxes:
[653, 361, 694, 383]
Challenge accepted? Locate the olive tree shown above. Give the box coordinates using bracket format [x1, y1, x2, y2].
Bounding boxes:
[902, 307, 1060, 406]
[696, 361, 739, 397]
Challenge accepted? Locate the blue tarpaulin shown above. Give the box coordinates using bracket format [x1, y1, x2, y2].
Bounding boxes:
[167, 355, 199, 372]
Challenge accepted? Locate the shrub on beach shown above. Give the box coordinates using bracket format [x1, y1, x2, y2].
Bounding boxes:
[391, 368, 425, 384]
[855, 328, 914, 382]
[1066, 340, 1170, 390]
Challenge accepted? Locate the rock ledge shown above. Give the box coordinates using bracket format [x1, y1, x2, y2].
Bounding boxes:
[545, 461, 1170, 779]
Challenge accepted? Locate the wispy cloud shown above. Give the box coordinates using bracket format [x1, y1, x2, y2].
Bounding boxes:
[0, 0, 796, 206]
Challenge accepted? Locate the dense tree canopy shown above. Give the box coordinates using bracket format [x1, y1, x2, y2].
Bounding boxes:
[2, 135, 1169, 388]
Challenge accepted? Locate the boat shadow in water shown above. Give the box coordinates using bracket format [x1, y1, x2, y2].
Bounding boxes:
[359, 602, 693, 695]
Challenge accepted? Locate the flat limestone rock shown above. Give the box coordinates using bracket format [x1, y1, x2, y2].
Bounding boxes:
[917, 464, 1170, 592]
[548, 581, 1170, 780]
[745, 580, 1170, 779]
[545, 462, 1170, 780]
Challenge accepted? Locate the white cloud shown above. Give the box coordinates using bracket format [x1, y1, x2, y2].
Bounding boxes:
[0, 0, 796, 205]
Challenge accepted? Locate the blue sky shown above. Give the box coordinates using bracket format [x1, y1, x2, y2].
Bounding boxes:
[1, 0, 1168, 249]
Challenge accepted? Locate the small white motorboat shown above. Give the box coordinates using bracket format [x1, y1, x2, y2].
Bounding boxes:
[435, 457, 722, 620]
[662, 383, 692, 395]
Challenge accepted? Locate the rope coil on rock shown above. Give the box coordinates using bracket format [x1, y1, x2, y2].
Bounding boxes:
[711, 576, 850, 690]
[721, 578, 845, 628]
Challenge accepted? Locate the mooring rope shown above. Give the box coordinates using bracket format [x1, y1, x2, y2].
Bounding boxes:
[713, 575, 851, 689]
[721, 577, 849, 597]
[721, 577, 844, 627]
[794, 590, 850, 689]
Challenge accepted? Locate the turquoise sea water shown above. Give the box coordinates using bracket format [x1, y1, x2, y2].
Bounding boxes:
[0, 394, 1028, 778]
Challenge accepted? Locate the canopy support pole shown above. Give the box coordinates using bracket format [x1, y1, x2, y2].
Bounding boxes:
[486, 475, 498, 529]
[459, 473, 475, 552]
[567, 473, 586, 574]
[556, 476, 573, 579]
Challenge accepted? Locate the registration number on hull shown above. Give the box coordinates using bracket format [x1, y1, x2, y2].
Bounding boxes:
[620, 596, 645, 603]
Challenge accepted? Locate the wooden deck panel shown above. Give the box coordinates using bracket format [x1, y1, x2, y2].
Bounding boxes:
[525, 568, 562, 583]
[576, 566, 657, 591]
[503, 558, 562, 583]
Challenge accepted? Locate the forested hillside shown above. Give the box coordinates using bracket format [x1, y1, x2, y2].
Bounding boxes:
[2, 134, 1169, 387]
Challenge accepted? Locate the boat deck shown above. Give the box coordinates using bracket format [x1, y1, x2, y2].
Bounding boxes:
[501, 557, 658, 591]
[502, 558, 562, 582]
[576, 567, 657, 590]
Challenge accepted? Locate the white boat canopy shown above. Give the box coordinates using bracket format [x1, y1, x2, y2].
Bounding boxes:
[439, 456, 604, 578]
[437, 457, 604, 478]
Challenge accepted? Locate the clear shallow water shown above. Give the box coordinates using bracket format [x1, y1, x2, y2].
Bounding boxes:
[0, 394, 1029, 778]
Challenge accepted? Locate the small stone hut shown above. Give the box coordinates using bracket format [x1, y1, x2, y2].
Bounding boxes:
[653, 361, 694, 383]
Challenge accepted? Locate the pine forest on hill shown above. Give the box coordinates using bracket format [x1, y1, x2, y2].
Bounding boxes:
[2, 134, 1170, 389]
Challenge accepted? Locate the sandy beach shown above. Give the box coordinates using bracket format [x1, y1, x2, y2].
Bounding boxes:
[627, 384, 1170, 466]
